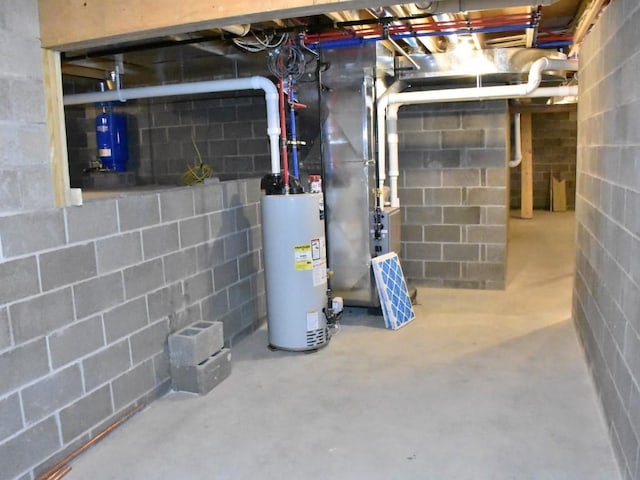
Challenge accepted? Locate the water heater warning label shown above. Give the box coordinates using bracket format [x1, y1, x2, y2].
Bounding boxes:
[294, 245, 313, 270]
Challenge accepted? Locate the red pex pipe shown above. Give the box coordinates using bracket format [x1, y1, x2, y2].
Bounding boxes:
[278, 78, 289, 190]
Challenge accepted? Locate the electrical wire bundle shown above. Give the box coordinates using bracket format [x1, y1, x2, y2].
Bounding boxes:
[182, 134, 214, 185]
[267, 40, 307, 80]
[232, 31, 287, 53]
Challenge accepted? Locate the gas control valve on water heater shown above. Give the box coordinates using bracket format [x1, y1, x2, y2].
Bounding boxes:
[261, 191, 333, 351]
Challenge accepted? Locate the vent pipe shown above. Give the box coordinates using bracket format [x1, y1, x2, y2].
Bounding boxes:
[64, 76, 281, 175]
[377, 57, 578, 208]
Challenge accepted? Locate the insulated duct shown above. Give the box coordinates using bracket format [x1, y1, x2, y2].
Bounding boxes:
[64, 76, 281, 175]
[377, 57, 578, 207]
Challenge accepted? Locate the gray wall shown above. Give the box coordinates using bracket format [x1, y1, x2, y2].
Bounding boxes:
[510, 108, 577, 210]
[397, 101, 509, 289]
[65, 90, 270, 187]
[0, 0, 54, 215]
[573, 0, 640, 478]
[0, 178, 265, 480]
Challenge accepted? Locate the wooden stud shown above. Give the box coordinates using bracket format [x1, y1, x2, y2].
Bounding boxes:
[520, 111, 533, 219]
[42, 49, 71, 208]
[38, 0, 391, 51]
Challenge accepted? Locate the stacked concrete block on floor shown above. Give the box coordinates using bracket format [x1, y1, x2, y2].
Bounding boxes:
[397, 100, 509, 289]
[0, 178, 265, 480]
[169, 321, 231, 395]
[573, 0, 640, 478]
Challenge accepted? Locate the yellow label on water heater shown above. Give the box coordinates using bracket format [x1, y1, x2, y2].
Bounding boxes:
[294, 245, 313, 270]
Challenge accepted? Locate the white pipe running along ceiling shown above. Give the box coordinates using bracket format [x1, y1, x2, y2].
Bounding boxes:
[377, 57, 578, 208]
[64, 76, 282, 175]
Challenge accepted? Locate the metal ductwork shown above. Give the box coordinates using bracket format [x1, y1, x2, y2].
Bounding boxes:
[415, 0, 559, 13]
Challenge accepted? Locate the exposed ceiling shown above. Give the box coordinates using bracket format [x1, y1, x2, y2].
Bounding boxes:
[60, 0, 604, 86]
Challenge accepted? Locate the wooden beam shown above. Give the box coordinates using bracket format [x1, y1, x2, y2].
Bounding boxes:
[520, 112, 533, 219]
[42, 49, 71, 207]
[38, 0, 391, 51]
[510, 103, 577, 114]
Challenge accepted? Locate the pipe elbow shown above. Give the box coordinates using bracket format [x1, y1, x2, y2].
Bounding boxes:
[251, 76, 277, 97]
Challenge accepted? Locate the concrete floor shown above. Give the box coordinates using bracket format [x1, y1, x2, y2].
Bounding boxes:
[67, 211, 619, 479]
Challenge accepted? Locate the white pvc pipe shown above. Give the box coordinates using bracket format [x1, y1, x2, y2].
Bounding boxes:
[509, 113, 522, 168]
[379, 58, 578, 208]
[64, 76, 281, 175]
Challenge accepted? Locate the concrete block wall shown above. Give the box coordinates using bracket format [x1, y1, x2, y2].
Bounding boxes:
[510, 107, 577, 210]
[64, 77, 271, 187]
[0, 178, 265, 480]
[397, 100, 509, 289]
[0, 0, 55, 215]
[573, 0, 640, 478]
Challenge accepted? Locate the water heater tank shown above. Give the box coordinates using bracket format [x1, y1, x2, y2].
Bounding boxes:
[261, 193, 329, 351]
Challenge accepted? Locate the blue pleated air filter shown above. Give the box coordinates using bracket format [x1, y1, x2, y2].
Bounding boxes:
[371, 252, 415, 330]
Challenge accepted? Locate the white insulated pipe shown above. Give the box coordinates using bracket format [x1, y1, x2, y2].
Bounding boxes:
[509, 113, 522, 168]
[377, 58, 578, 207]
[64, 76, 281, 175]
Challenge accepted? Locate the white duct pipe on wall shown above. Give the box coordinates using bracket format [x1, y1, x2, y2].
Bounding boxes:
[64, 76, 281, 175]
[378, 58, 578, 207]
[509, 113, 522, 168]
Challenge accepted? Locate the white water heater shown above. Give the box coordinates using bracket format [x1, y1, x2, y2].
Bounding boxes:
[261, 193, 329, 351]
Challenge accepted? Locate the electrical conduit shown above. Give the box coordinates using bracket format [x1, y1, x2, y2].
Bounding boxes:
[64, 76, 282, 175]
[378, 57, 578, 207]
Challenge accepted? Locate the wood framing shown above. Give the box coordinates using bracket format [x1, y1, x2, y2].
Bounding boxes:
[42, 49, 71, 207]
[38, 0, 390, 51]
[520, 112, 533, 219]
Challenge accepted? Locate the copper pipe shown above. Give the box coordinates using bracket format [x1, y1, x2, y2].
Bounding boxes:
[37, 404, 144, 480]
[48, 465, 72, 480]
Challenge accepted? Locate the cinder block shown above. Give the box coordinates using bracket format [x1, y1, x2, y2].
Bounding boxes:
[402, 131, 440, 149]
[201, 291, 230, 320]
[104, 297, 149, 343]
[0, 416, 60, 480]
[425, 225, 461, 243]
[444, 244, 481, 262]
[96, 232, 143, 274]
[194, 184, 223, 215]
[0, 210, 65, 257]
[0, 339, 49, 397]
[49, 316, 104, 369]
[147, 283, 184, 322]
[210, 210, 237, 236]
[118, 194, 160, 231]
[112, 360, 156, 411]
[73, 272, 124, 319]
[65, 199, 118, 243]
[184, 271, 214, 304]
[59, 385, 113, 443]
[10, 287, 74, 343]
[160, 188, 194, 223]
[443, 169, 481, 187]
[424, 188, 462, 206]
[467, 225, 506, 244]
[82, 340, 131, 391]
[425, 261, 461, 279]
[404, 206, 442, 225]
[0, 170, 21, 211]
[142, 223, 179, 259]
[443, 206, 481, 225]
[39, 243, 97, 292]
[238, 251, 261, 279]
[0, 256, 39, 304]
[442, 130, 484, 149]
[130, 319, 169, 365]
[405, 243, 441, 261]
[0, 307, 11, 351]
[235, 204, 258, 231]
[426, 150, 461, 168]
[163, 248, 198, 283]
[123, 258, 164, 300]
[22, 365, 83, 424]
[214, 260, 239, 291]
[179, 216, 210, 248]
[224, 231, 248, 260]
[169, 321, 224, 367]
[171, 348, 232, 395]
[464, 148, 506, 168]
[0, 392, 23, 440]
